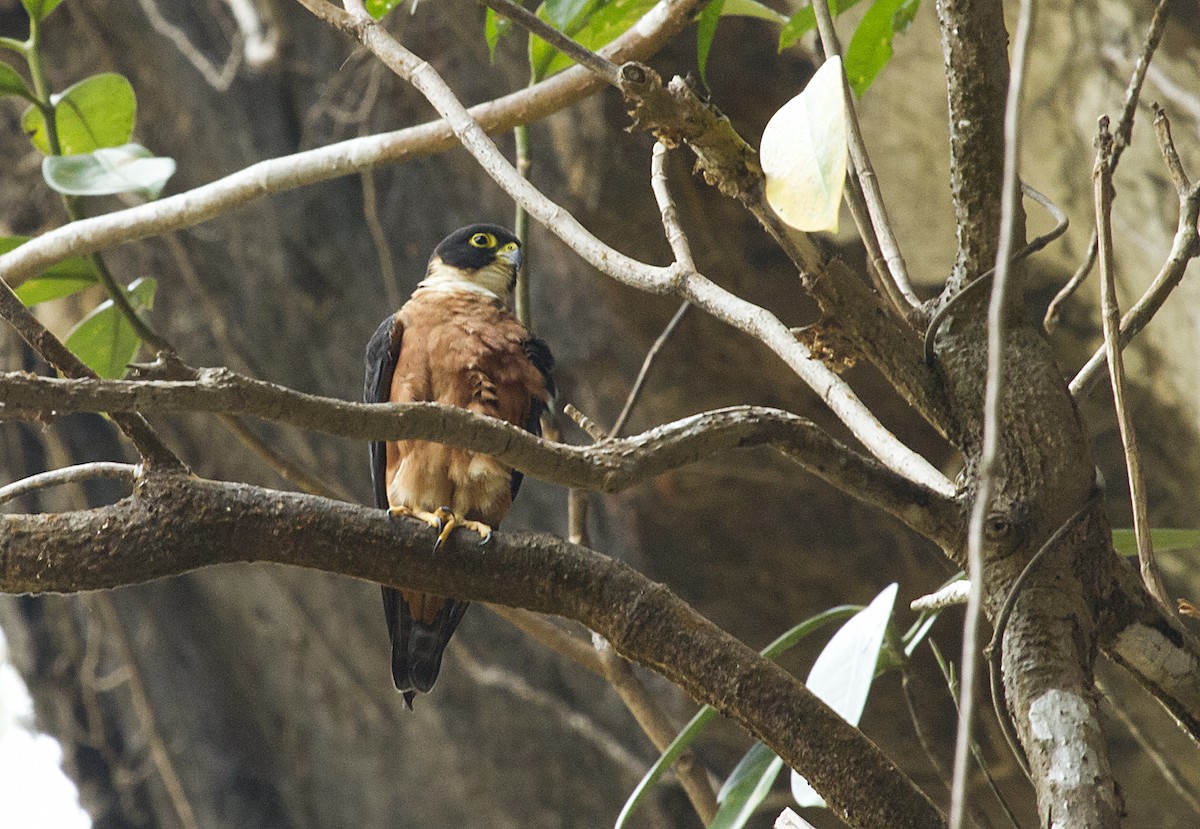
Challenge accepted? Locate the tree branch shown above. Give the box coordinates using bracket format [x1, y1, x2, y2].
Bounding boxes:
[1070, 110, 1200, 399]
[811, 0, 920, 313]
[0, 0, 709, 286]
[0, 473, 946, 829]
[1093, 118, 1170, 609]
[1043, 0, 1171, 334]
[307, 4, 954, 493]
[0, 370, 962, 547]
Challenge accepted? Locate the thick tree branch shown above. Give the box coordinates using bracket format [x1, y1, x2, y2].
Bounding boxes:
[0, 370, 962, 547]
[949, 0, 1035, 820]
[0, 473, 946, 829]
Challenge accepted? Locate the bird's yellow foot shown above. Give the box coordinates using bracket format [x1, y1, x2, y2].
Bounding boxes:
[430, 506, 494, 551]
[388, 504, 447, 532]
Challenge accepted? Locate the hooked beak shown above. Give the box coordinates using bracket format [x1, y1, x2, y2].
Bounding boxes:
[498, 246, 523, 272]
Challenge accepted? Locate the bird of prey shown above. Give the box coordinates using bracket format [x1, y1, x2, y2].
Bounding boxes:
[364, 224, 555, 708]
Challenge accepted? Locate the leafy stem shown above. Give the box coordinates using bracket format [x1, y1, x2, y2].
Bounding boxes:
[21, 12, 171, 356]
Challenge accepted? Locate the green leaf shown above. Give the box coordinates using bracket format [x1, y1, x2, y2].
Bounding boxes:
[843, 0, 919, 95]
[42, 143, 176, 198]
[485, 8, 512, 62]
[364, 0, 404, 19]
[0, 61, 35, 103]
[761, 55, 849, 233]
[1112, 528, 1200, 556]
[778, 0, 863, 51]
[64, 276, 156, 379]
[21, 72, 136, 156]
[20, 0, 66, 22]
[530, 0, 656, 81]
[14, 273, 96, 305]
[791, 584, 897, 808]
[721, 0, 788, 24]
[711, 742, 785, 829]
[0, 236, 99, 305]
[613, 605, 861, 829]
[696, 0, 725, 88]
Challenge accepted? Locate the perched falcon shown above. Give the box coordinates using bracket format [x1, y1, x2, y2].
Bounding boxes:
[364, 224, 555, 708]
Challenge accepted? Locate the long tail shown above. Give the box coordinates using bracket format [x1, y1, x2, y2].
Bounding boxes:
[382, 586, 469, 709]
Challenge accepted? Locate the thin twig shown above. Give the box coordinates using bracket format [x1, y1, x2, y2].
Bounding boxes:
[610, 301, 691, 439]
[1093, 118, 1171, 610]
[562, 402, 607, 442]
[1044, 0, 1171, 334]
[0, 462, 139, 507]
[1096, 681, 1200, 815]
[608, 142, 699, 438]
[929, 641, 1024, 829]
[478, 0, 621, 83]
[91, 594, 201, 829]
[360, 168, 402, 311]
[487, 605, 605, 675]
[910, 580, 969, 613]
[810, 0, 920, 313]
[1044, 233, 1097, 334]
[513, 122, 532, 328]
[949, 0, 1034, 825]
[0, 284, 182, 469]
[1070, 110, 1200, 399]
[217, 414, 350, 500]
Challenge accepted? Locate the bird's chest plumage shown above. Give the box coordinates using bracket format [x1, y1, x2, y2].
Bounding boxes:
[384, 290, 543, 524]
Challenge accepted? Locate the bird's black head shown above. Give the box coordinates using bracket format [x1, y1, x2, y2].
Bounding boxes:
[434, 224, 523, 275]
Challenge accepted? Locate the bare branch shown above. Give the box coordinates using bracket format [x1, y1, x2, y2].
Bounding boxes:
[478, 0, 620, 83]
[1070, 111, 1200, 399]
[0, 462, 139, 507]
[1044, 0, 1171, 334]
[811, 0, 921, 313]
[0, 0, 708, 287]
[0, 283, 182, 470]
[607, 142, 698, 437]
[0, 473, 946, 829]
[0, 369, 963, 546]
[609, 301, 690, 438]
[1093, 118, 1171, 610]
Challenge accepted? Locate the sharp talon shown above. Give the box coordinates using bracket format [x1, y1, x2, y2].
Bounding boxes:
[477, 529, 493, 546]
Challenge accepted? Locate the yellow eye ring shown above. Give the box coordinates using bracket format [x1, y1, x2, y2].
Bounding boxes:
[469, 232, 496, 248]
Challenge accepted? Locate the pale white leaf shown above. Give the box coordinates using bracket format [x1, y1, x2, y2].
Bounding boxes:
[790, 582, 897, 807]
[760, 55, 848, 232]
[775, 807, 819, 829]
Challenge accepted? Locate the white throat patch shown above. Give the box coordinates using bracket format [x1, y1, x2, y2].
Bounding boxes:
[417, 259, 512, 300]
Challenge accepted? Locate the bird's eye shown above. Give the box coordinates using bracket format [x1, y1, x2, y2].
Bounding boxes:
[469, 233, 496, 248]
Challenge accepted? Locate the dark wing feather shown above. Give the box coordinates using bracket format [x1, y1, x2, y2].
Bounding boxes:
[365, 313, 402, 509]
[365, 313, 416, 697]
[511, 335, 556, 499]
